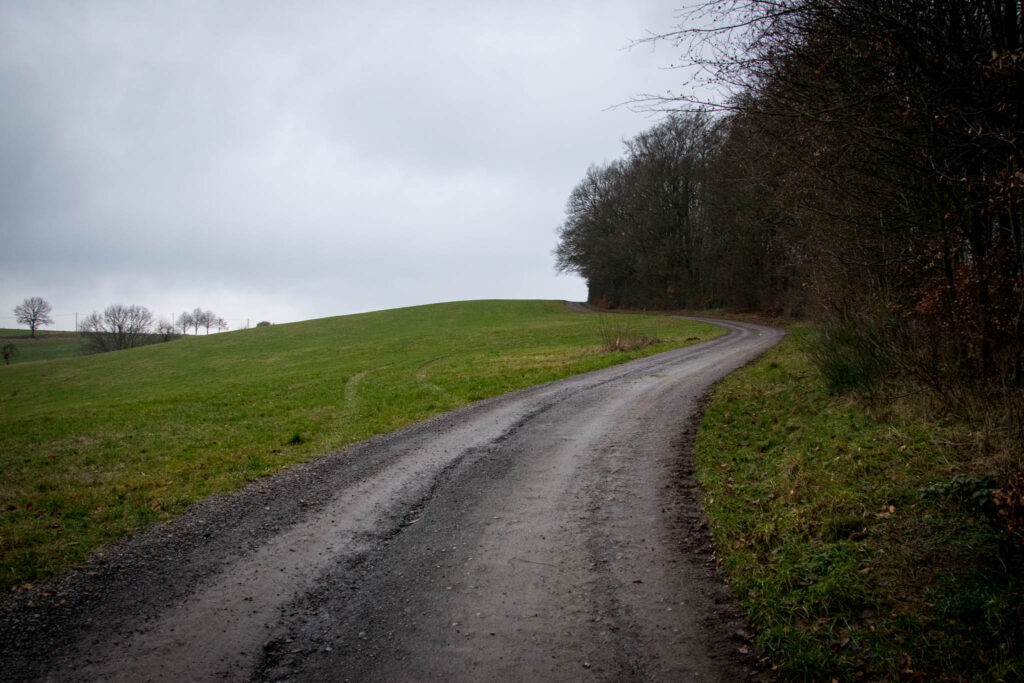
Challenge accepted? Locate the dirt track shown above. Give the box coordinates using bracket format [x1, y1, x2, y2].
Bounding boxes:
[0, 315, 782, 681]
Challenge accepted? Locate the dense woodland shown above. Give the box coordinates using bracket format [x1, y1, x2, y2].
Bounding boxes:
[556, 0, 1023, 417]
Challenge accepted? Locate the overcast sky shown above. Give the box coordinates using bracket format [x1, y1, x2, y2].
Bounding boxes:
[1, 0, 688, 330]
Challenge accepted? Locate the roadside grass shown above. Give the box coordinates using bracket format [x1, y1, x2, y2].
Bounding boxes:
[0, 329, 84, 365]
[696, 327, 1024, 680]
[0, 300, 720, 593]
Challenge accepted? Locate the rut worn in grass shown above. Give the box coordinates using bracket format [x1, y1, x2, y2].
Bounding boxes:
[696, 327, 1024, 680]
[0, 300, 720, 593]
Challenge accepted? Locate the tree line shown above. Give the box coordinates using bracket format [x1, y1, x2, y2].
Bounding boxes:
[556, 0, 1022, 415]
[78, 304, 231, 353]
[8, 297, 241, 355]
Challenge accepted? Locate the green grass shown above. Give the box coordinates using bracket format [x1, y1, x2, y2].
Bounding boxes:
[0, 300, 720, 592]
[696, 327, 1024, 680]
[0, 329, 84, 364]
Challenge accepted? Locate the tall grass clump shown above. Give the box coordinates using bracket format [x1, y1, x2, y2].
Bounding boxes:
[801, 308, 904, 395]
[596, 314, 660, 352]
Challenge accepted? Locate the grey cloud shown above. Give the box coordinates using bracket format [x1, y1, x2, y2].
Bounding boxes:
[1, 0, 684, 328]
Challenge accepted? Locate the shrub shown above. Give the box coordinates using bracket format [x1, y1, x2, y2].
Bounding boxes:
[596, 315, 659, 352]
[802, 309, 905, 394]
[920, 473, 999, 515]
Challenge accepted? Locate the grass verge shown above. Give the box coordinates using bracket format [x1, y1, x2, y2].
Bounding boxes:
[695, 326, 1023, 680]
[0, 300, 720, 593]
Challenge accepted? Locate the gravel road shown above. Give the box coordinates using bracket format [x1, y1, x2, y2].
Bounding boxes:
[0, 316, 782, 682]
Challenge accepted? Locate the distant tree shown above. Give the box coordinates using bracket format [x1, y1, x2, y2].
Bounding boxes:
[175, 308, 228, 334]
[13, 297, 53, 337]
[256, 320, 272, 327]
[175, 308, 204, 335]
[201, 310, 228, 334]
[79, 304, 154, 353]
[2, 343, 16, 365]
[156, 318, 179, 341]
[189, 308, 205, 335]
[555, 113, 727, 309]
[176, 311, 193, 335]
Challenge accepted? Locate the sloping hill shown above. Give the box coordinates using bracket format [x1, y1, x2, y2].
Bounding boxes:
[0, 299, 720, 591]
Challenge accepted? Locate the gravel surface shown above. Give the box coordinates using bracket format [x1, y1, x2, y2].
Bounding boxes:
[0, 316, 781, 682]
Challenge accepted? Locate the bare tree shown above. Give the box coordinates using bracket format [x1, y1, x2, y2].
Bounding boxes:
[189, 308, 205, 335]
[79, 304, 154, 353]
[625, 0, 1024, 387]
[177, 311, 194, 335]
[13, 297, 53, 337]
[207, 316, 228, 334]
[201, 310, 217, 334]
[156, 318, 179, 341]
[555, 113, 736, 310]
[177, 308, 228, 335]
[174, 308, 206, 335]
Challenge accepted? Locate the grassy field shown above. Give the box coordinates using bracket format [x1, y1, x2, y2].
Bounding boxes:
[696, 327, 1023, 680]
[0, 300, 719, 593]
[0, 329, 84, 365]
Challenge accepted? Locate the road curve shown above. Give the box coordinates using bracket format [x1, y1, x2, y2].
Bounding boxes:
[0, 316, 782, 682]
